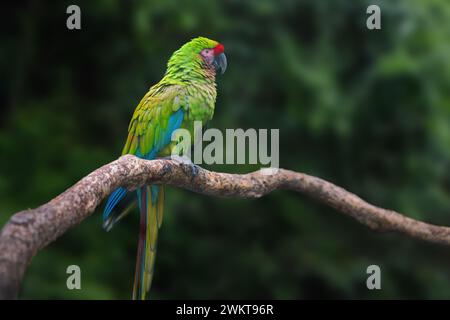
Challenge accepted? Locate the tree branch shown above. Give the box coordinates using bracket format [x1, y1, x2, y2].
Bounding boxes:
[0, 154, 449, 299]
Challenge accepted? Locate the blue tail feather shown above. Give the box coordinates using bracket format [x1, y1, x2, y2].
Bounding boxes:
[103, 187, 127, 221]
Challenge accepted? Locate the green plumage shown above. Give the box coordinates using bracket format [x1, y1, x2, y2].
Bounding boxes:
[106, 37, 225, 300]
[122, 37, 220, 158]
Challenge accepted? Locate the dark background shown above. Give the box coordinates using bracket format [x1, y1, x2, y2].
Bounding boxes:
[1, 0, 450, 299]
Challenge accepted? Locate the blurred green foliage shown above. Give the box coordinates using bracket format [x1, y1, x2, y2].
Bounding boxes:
[1, 0, 450, 299]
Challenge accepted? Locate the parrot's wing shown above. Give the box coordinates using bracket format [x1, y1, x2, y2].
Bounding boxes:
[122, 85, 186, 158]
[103, 85, 185, 228]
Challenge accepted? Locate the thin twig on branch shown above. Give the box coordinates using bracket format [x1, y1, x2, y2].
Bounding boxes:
[0, 154, 449, 299]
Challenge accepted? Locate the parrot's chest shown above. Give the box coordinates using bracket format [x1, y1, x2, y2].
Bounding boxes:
[183, 82, 217, 124]
[158, 82, 216, 158]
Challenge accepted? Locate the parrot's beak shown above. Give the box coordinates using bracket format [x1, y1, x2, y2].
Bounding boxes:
[213, 53, 227, 75]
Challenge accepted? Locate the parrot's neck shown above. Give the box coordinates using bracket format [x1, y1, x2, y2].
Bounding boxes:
[163, 55, 217, 86]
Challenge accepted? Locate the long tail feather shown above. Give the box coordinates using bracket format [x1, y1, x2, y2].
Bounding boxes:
[156, 186, 165, 228]
[132, 187, 147, 299]
[132, 185, 165, 300]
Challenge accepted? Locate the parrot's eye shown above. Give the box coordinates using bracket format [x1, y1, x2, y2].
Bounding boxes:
[200, 48, 215, 64]
[201, 49, 213, 55]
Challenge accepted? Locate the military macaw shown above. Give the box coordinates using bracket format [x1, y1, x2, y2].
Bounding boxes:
[102, 37, 227, 300]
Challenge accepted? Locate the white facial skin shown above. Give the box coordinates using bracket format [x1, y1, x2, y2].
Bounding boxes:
[200, 48, 215, 65]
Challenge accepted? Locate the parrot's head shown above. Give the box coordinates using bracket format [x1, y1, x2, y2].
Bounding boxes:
[195, 37, 227, 75]
[166, 37, 227, 80]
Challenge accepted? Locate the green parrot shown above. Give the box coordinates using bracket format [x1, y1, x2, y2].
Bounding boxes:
[102, 37, 227, 300]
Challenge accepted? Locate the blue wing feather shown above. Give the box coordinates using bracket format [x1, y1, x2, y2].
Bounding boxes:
[102, 108, 184, 225]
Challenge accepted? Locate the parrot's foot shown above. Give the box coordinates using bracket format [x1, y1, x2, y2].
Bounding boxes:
[160, 155, 199, 178]
[168, 154, 193, 165]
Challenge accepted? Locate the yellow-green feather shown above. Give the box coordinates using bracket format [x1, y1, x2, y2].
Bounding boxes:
[122, 37, 221, 300]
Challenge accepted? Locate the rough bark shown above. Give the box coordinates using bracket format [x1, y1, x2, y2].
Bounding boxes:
[1, 154, 449, 299]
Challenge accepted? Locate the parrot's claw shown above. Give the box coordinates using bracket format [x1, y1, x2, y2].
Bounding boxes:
[189, 163, 199, 177]
[173, 155, 199, 178]
[169, 154, 193, 165]
[160, 155, 199, 178]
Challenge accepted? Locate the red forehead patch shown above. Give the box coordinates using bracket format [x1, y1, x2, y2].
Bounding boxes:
[213, 43, 225, 55]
